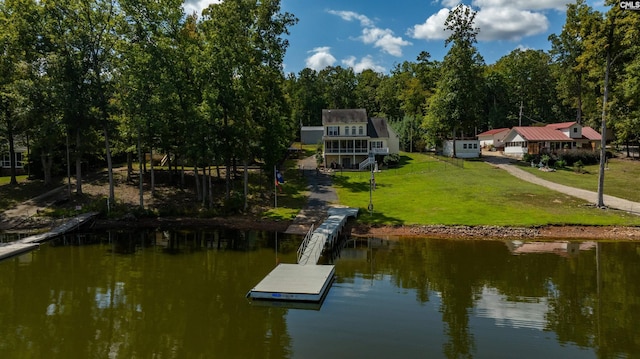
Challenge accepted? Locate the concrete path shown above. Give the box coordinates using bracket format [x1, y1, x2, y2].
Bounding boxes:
[483, 154, 640, 216]
[285, 156, 340, 235]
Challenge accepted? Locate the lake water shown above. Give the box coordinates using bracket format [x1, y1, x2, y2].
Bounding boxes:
[0, 229, 638, 358]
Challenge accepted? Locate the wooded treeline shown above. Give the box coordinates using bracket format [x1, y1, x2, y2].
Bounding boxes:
[1, 0, 639, 210]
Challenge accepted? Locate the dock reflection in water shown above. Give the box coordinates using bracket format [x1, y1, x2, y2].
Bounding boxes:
[0, 229, 638, 359]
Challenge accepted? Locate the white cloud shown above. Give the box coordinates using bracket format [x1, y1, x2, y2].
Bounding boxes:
[361, 28, 412, 57]
[327, 10, 374, 27]
[342, 55, 386, 73]
[182, 0, 221, 16]
[472, 0, 571, 11]
[441, 0, 461, 7]
[409, 8, 451, 40]
[410, 3, 553, 42]
[328, 9, 411, 57]
[306, 47, 337, 71]
[476, 7, 549, 41]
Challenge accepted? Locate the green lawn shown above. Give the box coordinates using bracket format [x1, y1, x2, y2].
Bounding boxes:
[515, 158, 640, 203]
[333, 152, 640, 227]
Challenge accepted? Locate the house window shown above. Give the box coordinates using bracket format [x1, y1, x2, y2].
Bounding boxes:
[15, 152, 23, 168]
[573, 127, 578, 133]
[345, 126, 349, 135]
[359, 126, 364, 135]
[1, 152, 22, 168]
[473, 143, 478, 149]
[327, 126, 339, 136]
[463, 144, 468, 149]
[352, 126, 356, 136]
[370, 141, 383, 149]
[1, 154, 9, 168]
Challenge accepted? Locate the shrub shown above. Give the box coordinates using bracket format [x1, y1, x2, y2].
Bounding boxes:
[557, 150, 599, 166]
[574, 160, 585, 173]
[523, 153, 539, 163]
[555, 159, 567, 169]
[383, 153, 401, 168]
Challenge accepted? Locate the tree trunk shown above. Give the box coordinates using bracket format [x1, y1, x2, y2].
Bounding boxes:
[7, 126, 17, 185]
[180, 164, 185, 189]
[208, 165, 213, 209]
[194, 164, 201, 201]
[41, 153, 53, 186]
[104, 126, 115, 203]
[127, 151, 133, 182]
[597, 50, 611, 208]
[150, 146, 155, 197]
[137, 135, 144, 209]
[201, 163, 207, 207]
[75, 128, 83, 195]
[243, 159, 249, 211]
[66, 131, 72, 197]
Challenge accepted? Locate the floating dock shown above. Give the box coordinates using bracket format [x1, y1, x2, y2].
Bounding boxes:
[0, 212, 97, 262]
[248, 264, 335, 302]
[248, 207, 357, 304]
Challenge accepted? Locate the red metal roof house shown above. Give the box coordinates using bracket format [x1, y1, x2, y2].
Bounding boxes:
[502, 122, 601, 158]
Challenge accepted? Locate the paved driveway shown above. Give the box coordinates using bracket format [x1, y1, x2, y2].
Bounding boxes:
[482, 153, 640, 216]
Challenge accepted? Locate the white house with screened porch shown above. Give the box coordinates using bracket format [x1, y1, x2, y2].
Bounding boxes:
[322, 109, 399, 170]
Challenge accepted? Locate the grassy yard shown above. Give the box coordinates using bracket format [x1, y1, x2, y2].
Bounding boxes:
[515, 158, 640, 203]
[260, 146, 316, 221]
[333, 152, 640, 227]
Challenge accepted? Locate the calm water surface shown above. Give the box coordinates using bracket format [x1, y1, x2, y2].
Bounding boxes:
[0, 229, 638, 358]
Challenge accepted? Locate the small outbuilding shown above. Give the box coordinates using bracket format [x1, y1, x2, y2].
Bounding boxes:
[477, 128, 509, 150]
[442, 140, 480, 159]
[301, 126, 324, 145]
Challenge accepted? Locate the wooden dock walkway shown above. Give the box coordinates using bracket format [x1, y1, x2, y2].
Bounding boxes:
[0, 212, 98, 262]
[248, 207, 358, 303]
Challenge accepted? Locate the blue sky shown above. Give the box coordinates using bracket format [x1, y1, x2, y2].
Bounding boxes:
[183, 0, 607, 75]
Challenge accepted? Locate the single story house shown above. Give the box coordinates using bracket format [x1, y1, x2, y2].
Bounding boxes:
[477, 128, 509, 150]
[322, 109, 399, 170]
[442, 140, 481, 159]
[502, 121, 601, 159]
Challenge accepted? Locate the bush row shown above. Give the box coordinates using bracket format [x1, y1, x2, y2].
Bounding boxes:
[523, 150, 612, 168]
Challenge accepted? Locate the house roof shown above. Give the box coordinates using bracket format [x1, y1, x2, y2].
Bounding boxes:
[581, 127, 602, 140]
[512, 126, 571, 141]
[545, 122, 577, 130]
[477, 128, 509, 137]
[368, 118, 389, 138]
[322, 109, 368, 124]
[510, 124, 602, 142]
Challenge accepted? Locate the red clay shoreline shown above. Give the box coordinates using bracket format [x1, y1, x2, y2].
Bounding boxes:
[91, 216, 640, 241]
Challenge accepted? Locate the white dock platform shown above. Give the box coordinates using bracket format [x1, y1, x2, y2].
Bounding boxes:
[0, 242, 40, 261]
[249, 264, 335, 302]
[248, 207, 357, 304]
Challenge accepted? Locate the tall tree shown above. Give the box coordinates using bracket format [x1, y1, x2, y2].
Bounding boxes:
[44, 0, 120, 201]
[577, 1, 639, 207]
[423, 5, 485, 146]
[286, 68, 326, 126]
[548, 0, 593, 124]
[493, 49, 559, 126]
[355, 69, 383, 115]
[319, 66, 357, 109]
[0, 0, 41, 185]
